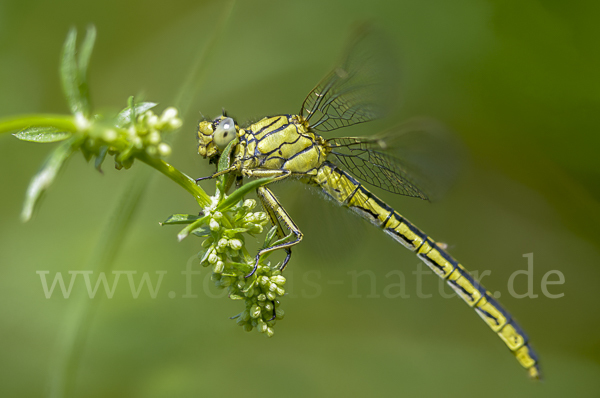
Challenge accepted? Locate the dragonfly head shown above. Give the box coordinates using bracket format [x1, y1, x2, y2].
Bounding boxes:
[197, 115, 239, 161]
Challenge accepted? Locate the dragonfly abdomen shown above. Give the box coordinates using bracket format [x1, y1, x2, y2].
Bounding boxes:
[311, 161, 541, 379]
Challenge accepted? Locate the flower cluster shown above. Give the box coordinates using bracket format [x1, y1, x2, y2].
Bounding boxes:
[92, 105, 183, 170]
[195, 197, 287, 336]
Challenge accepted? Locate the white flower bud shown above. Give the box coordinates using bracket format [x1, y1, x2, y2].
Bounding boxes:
[270, 275, 286, 285]
[213, 260, 224, 273]
[147, 114, 159, 127]
[209, 218, 220, 231]
[161, 107, 178, 123]
[148, 131, 161, 145]
[168, 118, 183, 130]
[229, 239, 242, 251]
[157, 142, 171, 157]
[243, 199, 256, 210]
[250, 305, 261, 319]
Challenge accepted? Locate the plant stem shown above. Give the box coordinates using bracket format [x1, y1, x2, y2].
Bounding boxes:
[0, 114, 77, 135]
[137, 152, 211, 207]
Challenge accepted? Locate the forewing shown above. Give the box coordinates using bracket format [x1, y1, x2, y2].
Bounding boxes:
[328, 119, 462, 201]
[300, 25, 400, 133]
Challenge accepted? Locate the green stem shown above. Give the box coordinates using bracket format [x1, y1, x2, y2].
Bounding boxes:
[137, 152, 211, 207]
[0, 114, 77, 134]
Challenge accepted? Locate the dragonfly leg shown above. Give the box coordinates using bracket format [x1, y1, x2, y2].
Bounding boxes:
[195, 165, 239, 182]
[246, 185, 303, 278]
[257, 188, 293, 271]
[267, 301, 277, 321]
[242, 168, 292, 183]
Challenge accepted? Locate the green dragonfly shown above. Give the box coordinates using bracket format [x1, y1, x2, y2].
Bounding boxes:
[196, 27, 541, 380]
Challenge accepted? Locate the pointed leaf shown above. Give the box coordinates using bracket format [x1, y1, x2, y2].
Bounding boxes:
[13, 127, 71, 143]
[191, 226, 211, 237]
[77, 25, 96, 86]
[60, 28, 90, 116]
[177, 216, 208, 241]
[198, 247, 212, 264]
[95, 146, 108, 172]
[217, 137, 238, 193]
[21, 136, 84, 221]
[161, 213, 202, 225]
[76, 25, 95, 116]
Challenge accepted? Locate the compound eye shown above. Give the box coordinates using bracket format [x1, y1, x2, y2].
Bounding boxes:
[213, 117, 237, 149]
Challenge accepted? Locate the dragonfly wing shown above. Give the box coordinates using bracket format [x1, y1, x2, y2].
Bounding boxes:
[327, 118, 463, 201]
[300, 25, 400, 133]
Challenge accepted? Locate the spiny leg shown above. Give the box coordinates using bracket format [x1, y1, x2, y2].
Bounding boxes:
[257, 188, 293, 272]
[246, 185, 303, 278]
[195, 165, 239, 182]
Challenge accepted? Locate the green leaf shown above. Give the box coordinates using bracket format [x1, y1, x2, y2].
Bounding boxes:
[177, 216, 208, 241]
[60, 27, 95, 117]
[12, 127, 71, 143]
[216, 177, 273, 212]
[21, 136, 84, 221]
[161, 213, 202, 225]
[76, 26, 96, 116]
[217, 137, 238, 193]
[116, 101, 157, 128]
[191, 226, 211, 237]
[198, 247, 212, 264]
[77, 26, 96, 87]
[95, 146, 108, 172]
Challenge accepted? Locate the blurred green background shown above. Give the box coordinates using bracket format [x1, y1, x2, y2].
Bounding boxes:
[1, 0, 599, 397]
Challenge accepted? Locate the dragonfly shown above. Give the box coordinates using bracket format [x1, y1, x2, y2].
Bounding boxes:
[196, 26, 541, 380]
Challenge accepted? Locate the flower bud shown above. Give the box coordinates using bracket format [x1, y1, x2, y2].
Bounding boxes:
[148, 131, 161, 144]
[229, 239, 242, 251]
[157, 142, 171, 157]
[209, 218, 220, 231]
[250, 305, 261, 319]
[213, 260, 224, 273]
[160, 107, 178, 123]
[243, 199, 256, 210]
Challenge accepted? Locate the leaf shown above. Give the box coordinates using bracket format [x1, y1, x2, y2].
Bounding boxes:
[13, 127, 71, 143]
[177, 216, 208, 241]
[161, 213, 202, 225]
[21, 136, 84, 221]
[116, 101, 158, 128]
[216, 177, 273, 212]
[95, 146, 108, 172]
[216, 137, 239, 193]
[191, 226, 211, 237]
[76, 26, 96, 117]
[60, 28, 91, 117]
[77, 26, 96, 86]
[198, 247, 212, 264]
